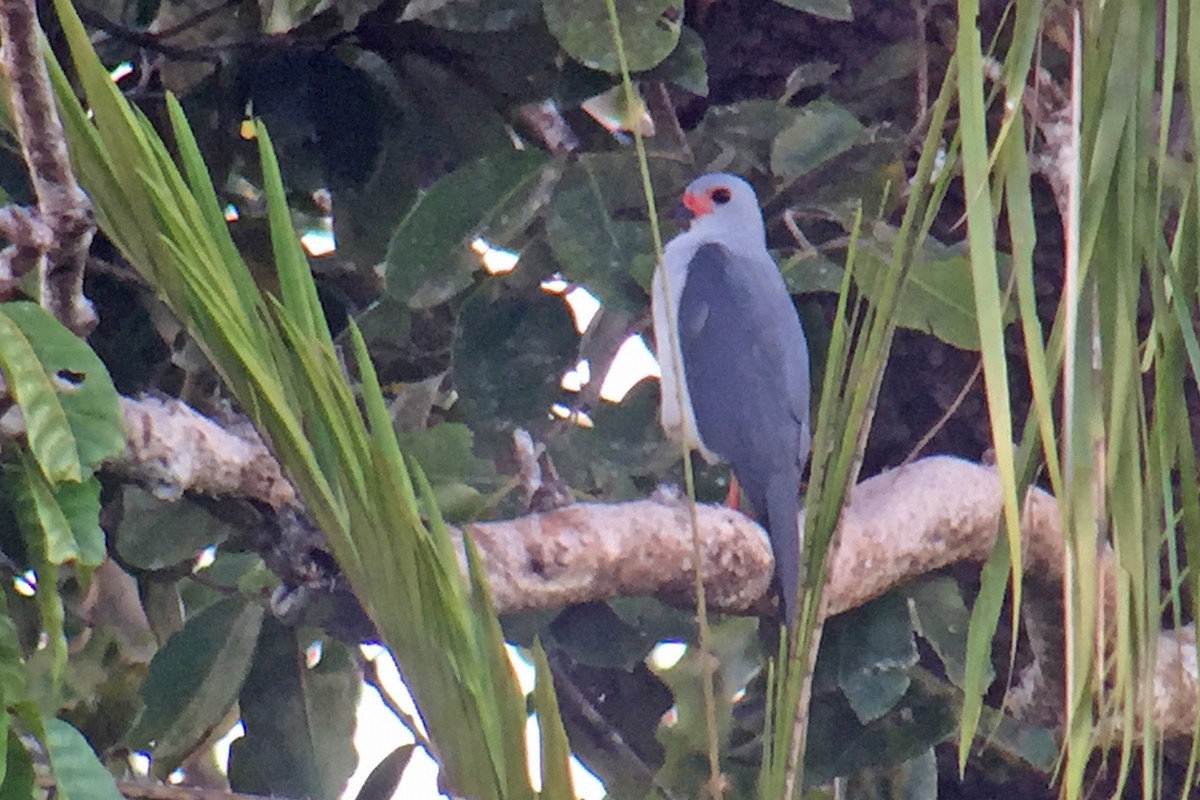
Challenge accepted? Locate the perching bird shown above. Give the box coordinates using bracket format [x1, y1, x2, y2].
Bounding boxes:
[651, 173, 811, 621]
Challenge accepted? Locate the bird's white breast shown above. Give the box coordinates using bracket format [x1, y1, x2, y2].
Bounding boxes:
[652, 234, 720, 462]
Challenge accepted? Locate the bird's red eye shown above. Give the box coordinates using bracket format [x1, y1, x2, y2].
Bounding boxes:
[710, 187, 732, 205]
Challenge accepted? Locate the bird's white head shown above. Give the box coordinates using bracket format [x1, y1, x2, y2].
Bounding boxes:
[677, 173, 767, 250]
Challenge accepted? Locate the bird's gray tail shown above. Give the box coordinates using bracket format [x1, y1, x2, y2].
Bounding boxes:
[765, 472, 802, 623]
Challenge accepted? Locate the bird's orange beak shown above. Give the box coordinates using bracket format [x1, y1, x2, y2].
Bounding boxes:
[681, 190, 714, 216]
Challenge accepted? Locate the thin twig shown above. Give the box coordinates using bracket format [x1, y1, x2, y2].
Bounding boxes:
[900, 357, 983, 466]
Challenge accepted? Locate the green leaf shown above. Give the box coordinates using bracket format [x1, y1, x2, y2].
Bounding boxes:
[777, 251, 847, 295]
[0, 728, 34, 800]
[0, 303, 122, 482]
[550, 381, 665, 481]
[384, 149, 552, 309]
[404, 0, 541, 31]
[804, 679, 955, 787]
[129, 595, 265, 774]
[853, 225, 1013, 351]
[44, 718, 122, 800]
[545, 154, 687, 312]
[690, 101, 804, 176]
[7, 450, 104, 568]
[833, 592, 918, 723]
[45, 477, 105, 567]
[395, 423, 486, 485]
[842, 747, 937, 800]
[354, 744, 415, 800]
[645, 26, 708, 96]
[0, 612, 27, 705]
[550, 602, 656, 670]
[228, 619, 359, 800]
[543, 0, 683, 73]
[113, 487, 239, 571]
[453, 289, 577, 437]
[903, 576, 987, 689]
[770, 0, 852, 22]
[770, 101, 865, 180]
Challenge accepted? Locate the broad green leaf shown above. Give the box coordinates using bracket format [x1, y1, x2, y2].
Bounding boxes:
[543, 0, 683, 73]
[395, 423, 487, 485]
[0, 612, 26, 705]
[8, 451, 103, 566]
[770, 101, 864, 180]
[384, 149, 551, 309]
[690, 100, 803, 177]
[129, 595, 265, 774]
[0, 309, 76, 481]
[804, 679, 954, 787]
[645, 26, 708, 96]
[771, 0, 852, 22]
[903, 575, 984, 689]
[549, 602, 657, 670]
[989, 711, 1057, 772]
[403, 0, 541, 31]
[44, 718, 122, 800]
[0, 728, 34, 800]
[549, 381, 665, 483]
[0, 302, 122, 483]
[0, 708, 9, 789]
[853, 225, 1013, 351]
[848, 748, 936, 800]
[833, 593, 918, 723]
[56, 480, 104, 567]
[777, 251, 847, 295]
[113, 487, 239, 571]
[2, 303, 123, 474]
[228, 620, 359, 800]
[453, 289, 577, 437]
[545, 153, 688, 312]
[10, 456, 78, 566]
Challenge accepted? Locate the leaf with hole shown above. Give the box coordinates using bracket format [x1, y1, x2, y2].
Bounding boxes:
[0, 303, 122, 482]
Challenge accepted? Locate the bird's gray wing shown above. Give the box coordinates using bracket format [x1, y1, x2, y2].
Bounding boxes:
[677, 242, 810, 619]
[677, 242, 810, 498]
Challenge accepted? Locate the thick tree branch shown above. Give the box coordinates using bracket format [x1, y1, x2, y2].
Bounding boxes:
[96, 397, 1198, 737]
[0, 0, 97, 333]
[465, 489, 775, 614]
[106, 395, 296, 507]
